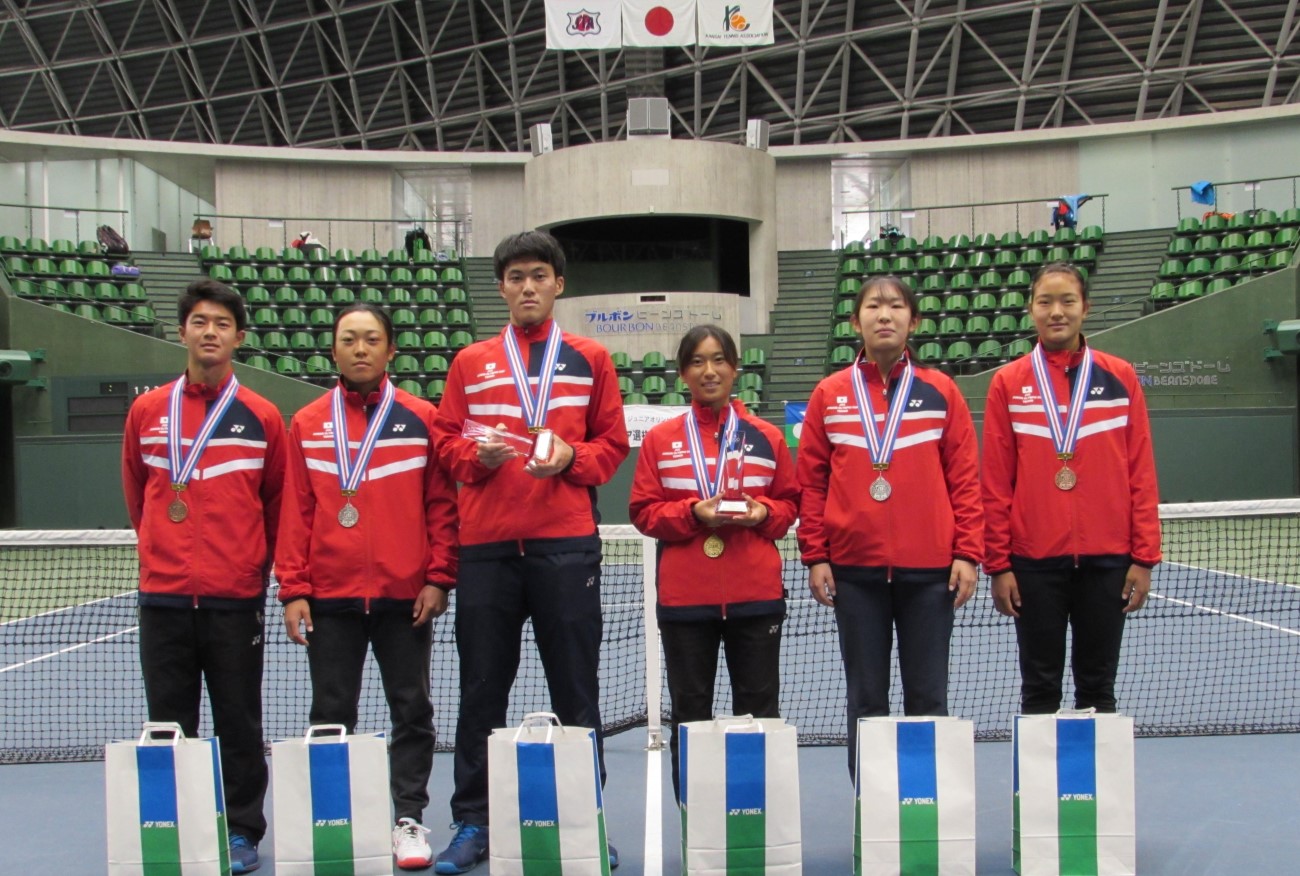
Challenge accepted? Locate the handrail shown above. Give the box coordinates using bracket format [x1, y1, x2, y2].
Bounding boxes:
[1170, 175, 1300, 219]
[840, 194, 1109, 247]
[193, 211, 470, 253]
[0, 202, 129, 243]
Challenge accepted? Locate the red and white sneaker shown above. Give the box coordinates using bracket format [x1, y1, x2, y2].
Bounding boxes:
[393, 818, 433, 870]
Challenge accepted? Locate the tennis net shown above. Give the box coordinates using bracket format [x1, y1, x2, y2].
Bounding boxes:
[2, 499, 1298, 763]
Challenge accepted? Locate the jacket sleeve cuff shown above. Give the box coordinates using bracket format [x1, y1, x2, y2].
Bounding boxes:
[986, 566, 1012, 577]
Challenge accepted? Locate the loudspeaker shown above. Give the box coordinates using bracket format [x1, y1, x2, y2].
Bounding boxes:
[745, 119, 770, 151]
[530, 123, 554, 156]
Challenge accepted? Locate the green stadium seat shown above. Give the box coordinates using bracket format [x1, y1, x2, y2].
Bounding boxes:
[945, 233, 970, 251]
[395, 331, 422, 350]
[944, 294, 970, 313]
[104, 305, 133, 325]
[279, 248, 305, 263]
[412, 287, 439, 306]
[389, 288, 412, 305]
[642, 375, 669, 398]
[231, 265, 256, 284]
[252, 308, 279, 327]
[864, 257, 891, 274]
[284, 266, 309, 284]
[999, 290, 1026, 311]
[334, 248, 355, 264]
[358, 248, 384, 265]
[447, 309, 472, 327]
[423, 330, 449, 351]
[316, 331, 334, 350]
[1176, 280, 1205, 301]
[209, 264, 234, 282]
[418, 308, 443, 327]
[425, 379, 447, 401]
[262, 331, 289, 352]
[37, 279, 63, 298]
[839, 258, 865, 277]
[917, 295, 941, 315]
[641, 351, 667, 371]
[289, 331, 315, 351]
[941, 252, 965, 271]
[976, 339, 1003, 361]
[331, 287, 356, 304]
[673, 376, 690, 393]
[972, 232, 998, 250]
[64, 280, 91, 300]
[439, 267, 464, 284]
[1007, 338, 1033, 358]
[273, 285, 299, 305]
[998, 230, 1024, 248]
[835, 298, 855, 319]
[916, 342, 943, 364]
[617, 375, 635, 395]
[392, 354, 421, 375]
[830, 345, 856, 366]
[1175, 217, 1201, 236]
[965, 315, 992, 336]
[24, 237, 50, 254]
[1020, 248, 1045, 267]
[948, 272, 974, 292]
[659, 392, 688, 406]
[414, 267, 439, 286]
[84, 260, 112, 279]
[971, 292, 998, 312]
[1220, 232, 1247, 251]
[915, 318, 938, 338]
[389, 267, 414, 285]
[1157, 259, 1185, 279]
[1268, 249, 1292, 269]
[242, 330, 262, 351]
[1190, 235, 1218, 254]
[336, 267, 362, 285]
[737, 373, 762, 393]
[55, 258, 83, 276]
[305, 355, 334, 375]
[301, 286, 327, 305]
[867, 238, 892, 255]
[1211, 254, 1240, 274]
[73, 303, 101, 321]
[387, 248, 409, 264]
[0, 236, 24, 253]
[977, 270, 1002, 291]
[836, 278, 859, 297]
[449, 330, 474, 350]
[1280, 208, 1300, 226]
[131, 304, 156, 325]
[967, 252, 993, 271]
[394, 379, 423, 397]
[245, 355, 273, 371]
[1025, 229, 1050, 246]
[916, 254, 943, 274]
[915, 235, 942, 253]
[920, 274, 946, 293]
[893, 237, 919, 254]
[392, 309, 417, 328]
[897, 275, 917, 291]
[3, 256, 29, 274]
[731, 389, 757, 406]
[248, 247, 273, 262]
[1079, 225, 1104, 242]
[937, 316, 964, 336]
[281, 308, 308, 328]
[262, 265, 287, 284]
[1228, 212, 1253, 230]
[993, 250, 1018, 269]
[121, 283, 147, 302]
[308, 308, 333, 328]
[241, 285, 269, 305]
[275, 357, 305, 376]
[842, 240, 866, 254]
[1205, 278, 1233, 295]
[1005, 270, 1032, 291]
[1052, 227, 1077, 244]
[890, 256, 916, 274]
[423, 354, 450, 375]
[12, 279, 37, 298]
[91, 282, 120, 302]
[1246, 230, 1273, 249]
[49, 302, 73, 313]
[1044, 246, 1070, 263]
[1273, 226, 1299, 247]
[1018, 313, 1035, 332]
[443, 287, 468, 305]
[612, 351, 632, 372]
[1072, 245, 1098, 264]
[991, 314, 1019, 335]
[1185, 257, 1213, 276]
[363, 267, 387, 285]
[313, 266, 337, 285]
[832, 321, 857, 342]
[620, 391, 647, 404]
[1202, 213, 1228, 232]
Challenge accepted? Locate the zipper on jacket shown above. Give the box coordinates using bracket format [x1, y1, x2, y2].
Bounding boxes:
[517, 539, 526, 556]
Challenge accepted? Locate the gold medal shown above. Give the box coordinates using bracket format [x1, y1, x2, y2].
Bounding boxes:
[1055, 466, 1077, 491]
[167, 498, 188, 523]
[703, 533, 725, 558]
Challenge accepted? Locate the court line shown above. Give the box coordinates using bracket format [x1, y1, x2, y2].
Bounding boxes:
[1148, 593, 1300, 637]
[0, 590, 136, 627]
[1162, 561, 1300, 592]
[0, 626, 139, 674]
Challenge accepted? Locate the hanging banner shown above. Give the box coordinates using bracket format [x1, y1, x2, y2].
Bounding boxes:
[783, 402, 806, 448]
[697, 0, 775, 46]
[546, 0, 623, 50]
[623, 0, 697, 46]
[624, 403, 690, 448]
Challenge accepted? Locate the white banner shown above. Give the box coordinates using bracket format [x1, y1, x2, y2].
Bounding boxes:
[623, 0, 697, 46]
[697, 0, 774, 46]
[623, 403, 688, 448]
[546, 0, 622, 50]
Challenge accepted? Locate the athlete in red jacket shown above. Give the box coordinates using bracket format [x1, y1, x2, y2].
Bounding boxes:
[121, 279, 285, 873]
[431, 231, 629, 873]
[982, 262, 1160, 714]
[277, 303, 458, 871]
[629, 326, 799, 799]
[797, 275, 982, 777]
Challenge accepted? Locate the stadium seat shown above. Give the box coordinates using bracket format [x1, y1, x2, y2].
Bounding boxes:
[734, 389, 759, 406]
[426, 379, 447, 401]
[941, 252, 965, 271]
[1274, 226, 1299, 247]
[395, 331, 422, 350]
[839, 258, 865, 277]
[972, 232, 998, 250]
[333, 248, 355, 264]
[916, 235, 943, 253]
[737, 373, 763, 393]
[991, 314, 1019, 335]
[412, 287, 439, 305]
[1018, 314, 1035, 332]
[998, 230, 1024, 248]
[301, 286, 328, 305]
[253, 246, 276, 261]
[281, 308, 308, 328]
[917, 295, 942, 315]
[1025, 229, 1050, 246]
[90, 282, 119, 302]
[1205, 278, 1233, 295]
[864, 257, 890, 274]
[1079, 225, 1104, 242]
[992, 250, 1018, 269]
[252, 307, 279, 328]
[316, 331, 334, 350]
[305, 355, 334, 375]
[389, 288, 412, 305]
[245, 355, 273, 371]
[914, 318, 938, 337]
[835, 298, 855, 319]
[976, 339, 1003, 361]
[1045, 246, 1071, 263]
[276, 357, 305, 376]
[612, 351, 632, 372]
[1176, 280, 1205, 301]
[390, 267, 414, 285]
[0, 236, 24, 253]
[422, 354, 450, 375]
[312, 266, 337, 285]
[1007, 338, 1033, 358]
[965, 315, 992, 336]
[836, 278, 859, 297]
[920, 273, 946, 293]
[11, 279, 37, 298]
[1019, 248, 1045, 267]
[73, 303, 101, 321]
[976, 270, 1002, 291]
[121, 283, 147, 302]
[289, 331, 315, 351]
[948, 272, 974, 292]
[1268, 249, 1292, 269]
[617, 376, 635, 396]
[891, 256, 916, 274]
[832, 322, 857, 342]
[967, 251, 993, 271]
[1202, 213, 1228, 232]
[1072, 245, 1098, 264]
[262, 265, 287, 283]
[742, 348, 766, 370]
[1052, 227, 1077, 245]
[3, 256, 29, 274]
[1185, 257, 1213, 276]
[1228, 212, 1253, 230]
[916, 342, 943, 363]
[392, 309, 417, 328]
[447, 308, 471, 327]
[57, 258, 84, 276]
[274, 285, 300, 305]
[943, 294, 970, 314]
[842, 240, 866, 254]
[363, 267, 387, 285]
[223, 245, 248, 262]
[284, 266, 309, 284]
[414, 267, 439, 286]
[659, 391, 688, 406]
[423, 330, 449, 351]
[641, 351, 667, 371]
[1190, 235, 1218, 254]
[449, 330, 474, 350]
[1211, 254, 1240, 274]
[1246, 230, 1273, 249]
[308, 308, 333, 328]
[915, 254, 942, 274]
[104, 305, 133, 325]
[392, 354, 421, 375]
[1175, 217, 1201, 236]
[332, 286, 356, 304]
[418, 308, 443, 327]
[1220, 232, 1247, 251]
[356, 248, 382, 265]
[937, 316, 964, 336]
[999, 290, 1027, 311]
[1157, 259, 1185, 279]
[971, 292, 998, 313]
[641, 375, 669, 399]
[867, 238, 892, 255]
[209, 264, 234, 282]
[386, 248, 408, 264]
[674, 376, 690, 393]
[1280, 207, 1300, 226]
[443, 287, 468, 305]
[830, 345, 856, 365]
[64, 280, 92, 300]
[24, 237, 50, 254]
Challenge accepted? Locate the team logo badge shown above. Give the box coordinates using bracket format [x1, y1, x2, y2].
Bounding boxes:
[566, 9, 602, 36]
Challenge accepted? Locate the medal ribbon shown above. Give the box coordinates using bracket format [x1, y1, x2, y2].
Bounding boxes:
[683, 405, 740, 499]
[850, 353, 915, 468]
[331, 378, 396, 493]
[1030, 343, 1093, 458]
[167, 374, 241, 487]
[501, 322, 563, 430]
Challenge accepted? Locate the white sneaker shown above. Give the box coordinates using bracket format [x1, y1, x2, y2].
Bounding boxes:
[393, 818, 433, 870]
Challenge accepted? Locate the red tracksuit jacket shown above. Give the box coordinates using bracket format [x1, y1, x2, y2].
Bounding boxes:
[276, 377, 458, 610]
[433, 318, 630, 556]
[629, 399, 800, 621]
[797, 354, 983, 578]
[122, 373, 286, 608]
[981, 341, 1161, 574]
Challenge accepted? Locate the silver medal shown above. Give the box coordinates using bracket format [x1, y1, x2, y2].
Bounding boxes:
[870, 475, 892, 502]
[338, 502, 359, 527]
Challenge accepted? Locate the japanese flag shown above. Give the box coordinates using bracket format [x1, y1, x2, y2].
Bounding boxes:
[623, 0, 697, 46]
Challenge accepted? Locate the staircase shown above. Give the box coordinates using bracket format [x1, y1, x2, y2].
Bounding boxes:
[131, 250, 208, 327]
[1086, 229, 1172, 330]
[463, 256, 506, 338]
[761, 250, 841, 423]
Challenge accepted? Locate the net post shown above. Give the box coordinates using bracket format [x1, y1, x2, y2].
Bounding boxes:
[640, 531, 665, 876]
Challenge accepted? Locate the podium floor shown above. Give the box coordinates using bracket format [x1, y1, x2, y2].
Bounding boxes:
[2, 731, 1296, 874]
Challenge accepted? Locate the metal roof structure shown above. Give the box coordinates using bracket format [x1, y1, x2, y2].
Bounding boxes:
[1, 0, 1298, 153]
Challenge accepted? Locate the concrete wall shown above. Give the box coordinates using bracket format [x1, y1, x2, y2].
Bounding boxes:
[468, 165, 527, 256]
[524, 140, 779, 336]
[775, 159, 833, 251]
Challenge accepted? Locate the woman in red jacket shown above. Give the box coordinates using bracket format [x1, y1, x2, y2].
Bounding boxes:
[797, 275, 982, 776]
[276, 303, 458, 871]
[629, 325, 800, 799]
[982, 262, 1160, 715]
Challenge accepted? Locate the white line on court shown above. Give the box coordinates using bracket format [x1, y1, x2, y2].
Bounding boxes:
[0, 626, 139, 674]
[1161, 560, 1300, 592]
[1148, 593, 1300, 637]
[0, 590, 136, 627]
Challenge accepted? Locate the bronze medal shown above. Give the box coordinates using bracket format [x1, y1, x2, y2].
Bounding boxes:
[1055, 466, 1077, 491]
[703, 533, 725, 558]
[167, 498, 188, 523]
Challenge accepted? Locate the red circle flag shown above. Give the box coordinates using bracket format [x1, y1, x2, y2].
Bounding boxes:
[644, 6, 674, 36]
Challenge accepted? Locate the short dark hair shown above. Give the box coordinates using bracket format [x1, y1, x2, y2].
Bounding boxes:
[1031, 261, 1089, 301]
[178, 279, 247, 332]
[676, 325, 739, 373]
[332, 302, 395, 347]
[493, 230, 566, 280]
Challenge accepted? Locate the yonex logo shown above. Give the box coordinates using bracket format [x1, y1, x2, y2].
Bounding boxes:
[230, 424, 245, 433]
[1090, 387, 1104, 396]
[908, 399, 922, 408]
[392, 423, 406, 432]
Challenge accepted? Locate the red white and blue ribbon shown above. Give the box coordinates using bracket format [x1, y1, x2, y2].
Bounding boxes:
[683, 405, 740, 499]
[166, 374, 240, 488]
[330, 378, 395, 493]
[501, 322, 562, 431]
[1030, 343, 1093, 459]
[850, 353, 915, 469]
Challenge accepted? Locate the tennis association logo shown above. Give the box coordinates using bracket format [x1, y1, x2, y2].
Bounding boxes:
[566, 9, 603, 37]
[722, 4, 750, 32]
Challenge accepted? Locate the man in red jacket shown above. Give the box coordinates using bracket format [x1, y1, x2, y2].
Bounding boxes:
[122, 279, 286, 874]
[431, 230, 630, 874]
[982, 262, 1161, 715]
